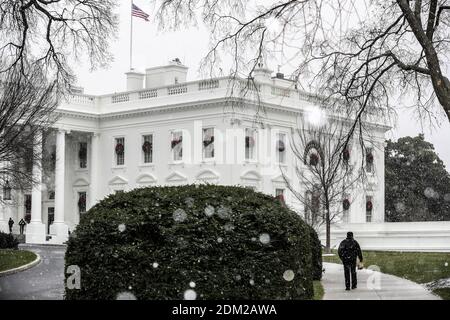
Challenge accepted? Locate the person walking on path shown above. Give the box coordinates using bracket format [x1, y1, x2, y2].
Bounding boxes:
[338, 232, 363, 291]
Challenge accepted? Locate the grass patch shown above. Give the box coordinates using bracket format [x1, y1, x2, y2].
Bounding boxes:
[323, 251, 450, 299]
[432, 288, 450, 300]
[313, 281, 324, 300]
[0, 250, 37, 272]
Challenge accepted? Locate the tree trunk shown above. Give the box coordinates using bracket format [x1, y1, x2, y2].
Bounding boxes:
[396, 0, 450, 122]
[325, 206, 331, 254]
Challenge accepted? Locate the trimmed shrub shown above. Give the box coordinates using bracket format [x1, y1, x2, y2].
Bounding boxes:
[308, 226, 323, 280]
[65, 185, 314, 300]
[0, 231, 19, 249]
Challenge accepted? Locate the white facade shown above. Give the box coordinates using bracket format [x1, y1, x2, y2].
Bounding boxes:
[0, 61, 389, 244]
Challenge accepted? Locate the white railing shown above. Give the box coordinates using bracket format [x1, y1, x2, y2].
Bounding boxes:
[167, 84, 188, 95]
[198, 79, 220, 91]
[237, 80, 261, 92]
[139, 89, 158, 100]
[271, 86, 291, 97]
[111, 93, 130, 104]
[69, 94, 95, 105]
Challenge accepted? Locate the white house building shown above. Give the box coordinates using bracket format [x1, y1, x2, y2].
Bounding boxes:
[0, 59, 390, 245]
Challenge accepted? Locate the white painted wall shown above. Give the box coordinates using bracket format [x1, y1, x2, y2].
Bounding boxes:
[321, 221, 450, 252]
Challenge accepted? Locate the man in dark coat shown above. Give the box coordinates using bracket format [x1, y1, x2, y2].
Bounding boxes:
[338, 232, 363, 290]
[8, 218, 14, 233]
[19, 219, 26, 235]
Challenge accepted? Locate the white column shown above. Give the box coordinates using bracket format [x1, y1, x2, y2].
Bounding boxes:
[0, 204, 8, 233]
[89, 133, 100, 208]
[50, 129, 69, 243]
[26, 130, 46, 244]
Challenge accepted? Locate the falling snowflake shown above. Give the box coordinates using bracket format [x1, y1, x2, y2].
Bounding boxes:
[394, 202, 406, 213]
[118, 224, 126, 233]
[259, 233, 271, 245]
[217, 206, 231, 219]
[204, 205, 215, 217]
[185, 197, 195, 208]
[173, 208, 187, 222]
[224, 223, 235, 232]
[445, 262, 448, 267]
[184, 289, 197, 300]
[249, 279, 255, 286]
[189, 282, 196, 288]
[424, 187, 435, 198]
[153, 262, 159, 269]
[116, 292, 137, 300]
[217, 237, 223, 243]
[306, 106, 327, 127]
[283, 270, 295, 282]
[235, 275, 241, 281]
[424, 187, 439, 199]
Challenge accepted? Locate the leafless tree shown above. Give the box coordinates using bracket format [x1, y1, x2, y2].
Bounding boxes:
[0, 0, 118, 201]
[0, 65, 57, 197]
[282, 117, 364, 252]
[154, 0, 450, 132]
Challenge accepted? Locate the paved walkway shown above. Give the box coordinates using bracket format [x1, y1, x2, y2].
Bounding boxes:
[322, 262, 441, 300]
[0, 245, 65, 300]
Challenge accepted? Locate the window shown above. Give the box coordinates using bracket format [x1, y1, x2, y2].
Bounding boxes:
[3, 180, 11, 201]
[276, 133, 286, 164]
[142, 134, 153, 164]
[115, 137, 125, 166]
[202, 128, 215, 159]
[25, 195, 32, 214]
[342, 197, 350, 223]
[48, 190, 55, 200]
[245, 128, 257, 160]
[171, 131, 183, 162]
[78, 192, 87, 214]
[79, 142, 88, 169]
[366, 196, 373, 222]
[275, 188, 285, 204]
[366, 148, 374, 173]
[305, 189, 321, 225]
[47, 207, 55, 234]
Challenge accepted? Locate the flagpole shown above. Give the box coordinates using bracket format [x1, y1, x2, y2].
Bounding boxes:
[130, 0, 134, 71]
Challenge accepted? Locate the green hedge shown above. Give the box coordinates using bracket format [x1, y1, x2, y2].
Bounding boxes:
[0, 231, 19, 249]
[308, 226, 323, 280]
[65, 185, 314, 300]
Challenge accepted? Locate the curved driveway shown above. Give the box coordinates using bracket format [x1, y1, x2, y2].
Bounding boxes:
[0, 245, 65, 300]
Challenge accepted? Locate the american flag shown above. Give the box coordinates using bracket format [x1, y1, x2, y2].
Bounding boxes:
[132, 4, 149, 21]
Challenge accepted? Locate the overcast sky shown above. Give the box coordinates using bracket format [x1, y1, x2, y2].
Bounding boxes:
[74, 0, 450, 170]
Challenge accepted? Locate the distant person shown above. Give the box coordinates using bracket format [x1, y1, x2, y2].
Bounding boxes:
[19, 219, 26, 235]
[8, 217, 14, 233]
[338, 232, 363, 290]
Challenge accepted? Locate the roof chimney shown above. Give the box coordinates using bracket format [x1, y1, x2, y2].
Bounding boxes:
[145, 60, 188, 89]
[126, 70, 145, 91]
